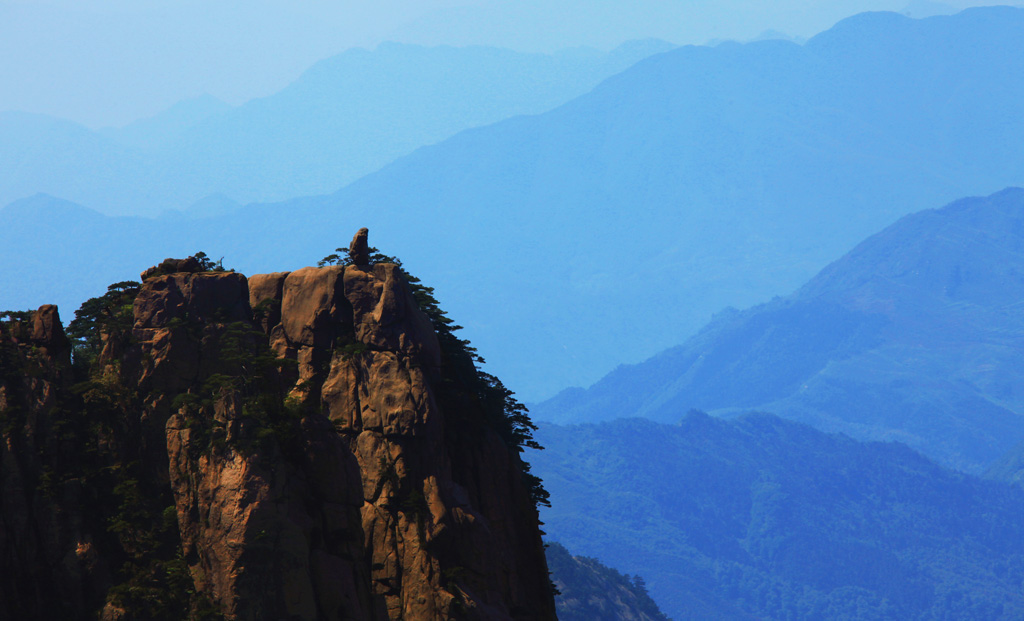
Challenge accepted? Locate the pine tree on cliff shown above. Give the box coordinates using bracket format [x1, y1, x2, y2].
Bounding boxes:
[319, 231, 550, 508]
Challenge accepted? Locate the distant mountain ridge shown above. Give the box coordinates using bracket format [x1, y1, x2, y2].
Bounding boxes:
[0, 40, 672, 216]
[533, 187, 1024, 472]
[4, 8, 1024, 400]
[532, 414, 1024, 620]
[97, 94, 232, 151]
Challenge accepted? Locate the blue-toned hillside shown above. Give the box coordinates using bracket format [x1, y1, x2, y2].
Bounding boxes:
[532, 414, 1024, 620]
[547, 542, 673, 621]
[535, 187, 1024, 471]
[0, 41, 671, 216]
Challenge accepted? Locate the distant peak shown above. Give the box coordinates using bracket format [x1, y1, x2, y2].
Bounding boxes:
[900, 0, 957, 19]
[0, 194, 103, 219]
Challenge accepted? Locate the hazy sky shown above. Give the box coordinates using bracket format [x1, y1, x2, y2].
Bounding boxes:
[0, 0, 1015, 127]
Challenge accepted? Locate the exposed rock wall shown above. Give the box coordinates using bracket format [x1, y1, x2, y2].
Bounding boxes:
[0, 260, 555, 620]
[253, 262, 553, 619]
[0, 305, 105, 618]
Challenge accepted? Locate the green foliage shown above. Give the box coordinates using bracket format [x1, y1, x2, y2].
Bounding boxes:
[171, 320, 302, 458]
[405, 268, 548, 508]
[335, 335, 369, 359]
[140, 252, 232, 284]
[1, 311, 179, 616]
[66, 280, 140, 372]
[319, 244, 550, 511]
[545, 541, 668, 621]
[56, 276, 245, 618]
[6, 272, 294, 620]
[27, 344, 204, 619]
[0, 309, 33, 323]
[0, 312, 32, 439]
[106, 549, 228, 621]
[104, 465, 195, 619]
[106, 555, 193, 620]
[251, 297, 280, 325]
[63, 368, 197, 617]
[318, 245, 401, 268]
[520, 464, 551, 509]
[3, 255, 551, 617]
[191, 251, 225, 272]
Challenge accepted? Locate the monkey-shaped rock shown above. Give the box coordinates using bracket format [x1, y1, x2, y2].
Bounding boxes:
[349, 227, 370, 266]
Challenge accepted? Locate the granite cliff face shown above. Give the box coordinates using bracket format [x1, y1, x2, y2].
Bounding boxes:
[0, 247, 555, 620]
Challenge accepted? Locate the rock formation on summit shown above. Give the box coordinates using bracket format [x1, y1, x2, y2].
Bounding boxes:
[0, 245, 555, 620]
[349, 227, 370, 266]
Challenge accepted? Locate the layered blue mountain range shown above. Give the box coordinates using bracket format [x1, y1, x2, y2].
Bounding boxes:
[0, 41, 672, 216]
[535, 188, 1024, 472]
[3, 8, 1024, 399]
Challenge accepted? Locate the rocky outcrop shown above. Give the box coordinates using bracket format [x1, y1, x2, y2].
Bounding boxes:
[0, 306, 103, 619]
[140, 256, 203, 281]
[165, 412, 373, 621]
[349, 228, 370, 267]
[0, 249, 555, 620]
[238, 258, 551, 619]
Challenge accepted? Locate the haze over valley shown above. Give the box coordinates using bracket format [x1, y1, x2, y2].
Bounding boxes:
[4, 6, 1024, 400]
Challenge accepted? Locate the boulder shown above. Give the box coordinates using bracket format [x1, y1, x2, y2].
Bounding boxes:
[140, 256, 202, 281]
[280, 266, 348, 348]
[134, 272, 250, 329]
[31, 304, 70, 354]
[349, 227, 370, 266]
[248, 271, 290, 333]
[343, 263, 441, 371]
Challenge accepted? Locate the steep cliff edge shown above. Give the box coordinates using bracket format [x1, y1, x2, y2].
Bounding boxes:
[0, 243, 555, 620]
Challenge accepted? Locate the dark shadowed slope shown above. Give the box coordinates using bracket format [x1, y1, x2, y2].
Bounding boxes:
[0, 261, 556, 619]
[534, 188, 1024, 472]
[532, 414, 1024, 620]
[5, 9, 1024, 399]
[547, 542, 673, 621]
[0, 41, 671, 216]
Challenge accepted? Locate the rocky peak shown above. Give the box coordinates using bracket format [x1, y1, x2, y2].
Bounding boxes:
[0, 243, 555, 620]
[31, 304, 71, 354]
[139, 256, 204, 281]
[348, 227, 371, 267]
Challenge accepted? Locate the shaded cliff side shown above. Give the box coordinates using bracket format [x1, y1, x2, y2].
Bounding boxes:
[0, 246, 555, 620]
[546, 542, 671, 621]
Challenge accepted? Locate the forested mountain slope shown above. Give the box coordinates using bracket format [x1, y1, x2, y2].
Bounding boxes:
[547, 542, 672, 621]
[532, 414, 1024, 620]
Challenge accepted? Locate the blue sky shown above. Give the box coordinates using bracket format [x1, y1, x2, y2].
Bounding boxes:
[1, 0, 1016, 126]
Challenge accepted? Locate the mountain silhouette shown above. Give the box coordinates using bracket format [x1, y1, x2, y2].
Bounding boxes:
[0, 41, 671, 216]
[534, 187, 1024, 472]
[4, 8, 1024, 399]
